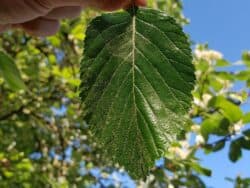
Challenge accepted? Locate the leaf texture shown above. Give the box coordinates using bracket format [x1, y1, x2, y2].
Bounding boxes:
[80, 7, 195, 178]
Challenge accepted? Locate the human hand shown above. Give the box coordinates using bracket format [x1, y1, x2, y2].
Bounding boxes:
[0, 0, 146, 36]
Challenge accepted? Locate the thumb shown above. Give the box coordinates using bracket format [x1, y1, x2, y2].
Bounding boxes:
[50, 0, 88, 7]
[0, 0, 87, 24]
[85, 0, 131, 11]
[85, 0, 146, 11]
[135, 0, 147, 6]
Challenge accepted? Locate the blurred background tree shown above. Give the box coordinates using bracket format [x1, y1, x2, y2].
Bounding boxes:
[0, 0, 249, 187]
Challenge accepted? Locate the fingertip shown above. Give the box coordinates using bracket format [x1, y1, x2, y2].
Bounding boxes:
[45, 6, 82, 20]
[124, 0, 147, 10]
[18, 18, 60, 37]
[135, 0, 147, 6]
[87, 0, 146, 11]
[91, 0, 131, 11]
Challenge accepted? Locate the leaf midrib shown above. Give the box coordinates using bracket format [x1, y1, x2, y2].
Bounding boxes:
[132, 8, 136, 116]
[130, 8, 159, 160]
[131, 8, 145, 159]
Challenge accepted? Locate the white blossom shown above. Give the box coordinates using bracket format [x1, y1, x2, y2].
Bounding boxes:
[233, 120, 243, 133]
[195, 49, 223, 62]
[196, 135, 205, 145]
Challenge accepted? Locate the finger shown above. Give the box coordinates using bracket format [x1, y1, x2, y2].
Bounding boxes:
[45, 6, 82, 20]
[126, 0, 147, 6]
[135, 0, 147, 6]
[0, 0, 52, 24]
[17, 17, 60, 36]
[0, 0, 87, 25]
[94, 0, 132, 11]
[123, 0, 147, 10]
[49, 0, 88, 8]
[52, 0, 146, 9]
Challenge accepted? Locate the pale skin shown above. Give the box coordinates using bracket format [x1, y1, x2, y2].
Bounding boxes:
[0, 0, 146, 36]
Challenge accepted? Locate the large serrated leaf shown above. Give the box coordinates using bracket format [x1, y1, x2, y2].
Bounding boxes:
[80, 7, 195, 178]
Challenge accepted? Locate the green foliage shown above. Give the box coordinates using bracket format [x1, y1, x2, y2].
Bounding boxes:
[201, 113, 230, 141]
[229, 139, 242, 162]
[227, 176, 250, 188]
[0, 0, 249, 187]
[80, 7, 195, 178]
[209, 96, 243, 123]
[0, 51, 26, 91]
[0, 12, 100, 187]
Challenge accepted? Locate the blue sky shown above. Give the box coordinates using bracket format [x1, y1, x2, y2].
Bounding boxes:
[184, 0, 250, 62]
[183, 0, 250, 187]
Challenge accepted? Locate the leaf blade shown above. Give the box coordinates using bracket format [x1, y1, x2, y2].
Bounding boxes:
[0, 51, 26, 91]
[80, 7, 195, 178]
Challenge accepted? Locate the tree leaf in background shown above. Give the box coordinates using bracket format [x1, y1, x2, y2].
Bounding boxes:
[201, 113, 230, 141]
[189, 163, 212, 177]
[80, 7, 195, 178]
[216, 59, 230, 67]
[243, 113, 250, 124]
[0, 51, 26, 91]
[239, 137, 250, 150]
[243, 129, 250, 138]
[229, 139, 242, 162]
[211, 139, 226, 152]
[209, 96, 243, 123]
[242, 51, 250, 67]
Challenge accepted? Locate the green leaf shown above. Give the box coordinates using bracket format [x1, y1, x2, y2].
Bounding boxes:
[80, 7, 195, 178]
[243, 113, 250, 124]
[236, 70, 250, 81]
[247, 79, 250, 87]
[214, 72, 234, 81]
[212, 139, 226, 152]
[0, 51, 26, 91]
[203, 139, 226, 153]
[243, 129, 250, 138]
[201, 113, 230, 141]
[229, 139, 242, 162]
[187, 175, 206, 188]
[239, 137, 250, 150]
[190, 163, 211, 176]
[209, 96, 243, 123]
[242, 51, 250, 67]
[216, 59, 230, 67]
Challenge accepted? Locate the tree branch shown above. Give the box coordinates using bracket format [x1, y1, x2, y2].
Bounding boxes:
[0, 103, 27, 121]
